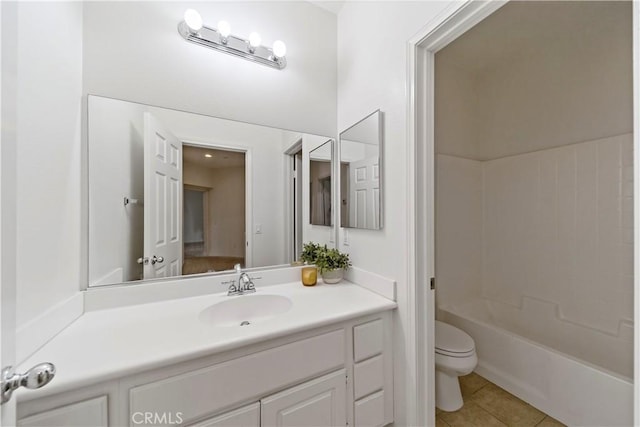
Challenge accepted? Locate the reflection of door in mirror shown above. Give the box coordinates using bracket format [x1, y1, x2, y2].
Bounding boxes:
[348, 156, 379, 229]
[88, 95, 334, 287]
[143, 113, 183, 280]
[182, 146, 246, 275]
[339, 110, 382, 230]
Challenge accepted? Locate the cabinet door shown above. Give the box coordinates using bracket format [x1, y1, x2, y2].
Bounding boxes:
[187, 402, 259, 427]
[18, 396, 108, 427]
[261, 370, 346, 427]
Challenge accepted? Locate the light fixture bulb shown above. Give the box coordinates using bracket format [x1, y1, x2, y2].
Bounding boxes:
[249, 32, 262, 48]
[217, 20, 231, 38]
[184, 9, 203, 32]
[272, 40, 287, 58]
[204, 154, 213, 158]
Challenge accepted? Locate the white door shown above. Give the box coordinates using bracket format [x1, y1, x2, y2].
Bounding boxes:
[261, 370, 346, 427]
[143, 113, 183, 279]
[349, 156, 380, 229]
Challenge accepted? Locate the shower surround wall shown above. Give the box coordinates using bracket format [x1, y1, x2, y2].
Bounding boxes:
[436, 132, 634, 377]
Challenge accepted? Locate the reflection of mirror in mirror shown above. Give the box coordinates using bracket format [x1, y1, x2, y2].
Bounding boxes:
[88, 95, 333, 287]
[309, 140, 333, 226]
[340, 110, 382, 230]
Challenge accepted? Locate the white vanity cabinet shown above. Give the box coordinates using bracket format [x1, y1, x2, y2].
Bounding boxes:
[261, 370, 347, 427]
[186, 403, 260, 427]
[17, 312, 393, 427]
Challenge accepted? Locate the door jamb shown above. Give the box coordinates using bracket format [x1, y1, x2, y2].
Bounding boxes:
[284, 138, 303, 263]
[406, 1, 509, 425]
[182, 140, 252, 268]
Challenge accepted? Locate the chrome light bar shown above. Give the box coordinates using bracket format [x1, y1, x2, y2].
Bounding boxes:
[177, 20, 287, 70]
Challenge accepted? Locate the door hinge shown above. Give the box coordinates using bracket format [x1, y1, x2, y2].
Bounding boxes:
[430, 277, 435, 290]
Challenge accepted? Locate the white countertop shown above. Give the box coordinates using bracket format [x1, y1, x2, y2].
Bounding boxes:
[17, 281, 396, 402]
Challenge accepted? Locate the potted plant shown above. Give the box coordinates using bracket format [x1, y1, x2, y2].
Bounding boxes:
[315, 246, 351, 284]
[300, 242, 322, 264]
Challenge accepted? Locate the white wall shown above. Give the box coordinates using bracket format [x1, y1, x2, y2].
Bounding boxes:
[16, 2, 83, 328]
[336, 2, 456, 425]
[88, 97, 145, 285]
[83, 1, 337, 136]
[435, 155, 483, 310]
[183, 163, 245, 258]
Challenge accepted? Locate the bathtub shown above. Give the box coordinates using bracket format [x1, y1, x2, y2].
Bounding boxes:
[439, 298, 634, 426]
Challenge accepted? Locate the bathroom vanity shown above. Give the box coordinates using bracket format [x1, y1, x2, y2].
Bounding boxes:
[15, 280, 396, 427]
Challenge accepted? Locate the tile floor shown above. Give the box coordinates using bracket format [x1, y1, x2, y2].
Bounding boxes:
[436, 373, 566, 427]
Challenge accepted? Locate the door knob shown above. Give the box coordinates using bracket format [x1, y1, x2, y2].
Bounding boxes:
[1, 363, 56, 404]
[137, 256, 164, 265]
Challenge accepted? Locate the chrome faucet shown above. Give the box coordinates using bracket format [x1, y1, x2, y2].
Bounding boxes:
[224, 264, 258, 296]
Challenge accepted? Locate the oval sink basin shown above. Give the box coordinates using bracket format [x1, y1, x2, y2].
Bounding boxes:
[199, 294, 293, 327]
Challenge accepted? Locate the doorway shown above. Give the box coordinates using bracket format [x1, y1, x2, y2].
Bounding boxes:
[285, 140, 303, 262]
[182, 145, 246, 274]
[408, 1, 639, 425]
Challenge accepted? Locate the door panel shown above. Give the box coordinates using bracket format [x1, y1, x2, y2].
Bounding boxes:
[143, 113, 183, 280]
[349, 157, 380, 229]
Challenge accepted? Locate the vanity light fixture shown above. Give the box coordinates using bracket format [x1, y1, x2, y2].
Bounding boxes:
[178, 9, 287, 70]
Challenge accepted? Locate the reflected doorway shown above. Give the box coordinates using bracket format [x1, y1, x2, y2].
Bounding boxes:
[182, 146, 246, 274]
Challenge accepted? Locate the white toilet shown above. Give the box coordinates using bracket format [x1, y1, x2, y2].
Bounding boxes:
[435, 320, 477, 412]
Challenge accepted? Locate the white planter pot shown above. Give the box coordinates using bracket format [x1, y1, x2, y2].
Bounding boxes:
[322, 269, 344, 284]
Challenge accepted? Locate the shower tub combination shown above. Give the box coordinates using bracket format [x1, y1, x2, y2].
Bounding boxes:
[439, 297, 633, 426]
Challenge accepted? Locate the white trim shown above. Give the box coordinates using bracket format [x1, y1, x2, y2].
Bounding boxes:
[284, 138, 303, 262]
[345, 266, 396, 301]
[406, 1, 508, 425]
[181, 139, 253, 268]
[15, 293, 84, 364]
[633, 1, 640, 424]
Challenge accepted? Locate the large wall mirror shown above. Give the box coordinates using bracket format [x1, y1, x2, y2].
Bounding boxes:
[88, 95, 334, 287]
[340, 110, 383, 230]
[309, 140, 333, 226]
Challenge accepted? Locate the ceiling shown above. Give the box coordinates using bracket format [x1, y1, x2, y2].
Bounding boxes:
[183, 146, 245, 169]
[307, 1, 345, 15]
[436, 1, 631, 74]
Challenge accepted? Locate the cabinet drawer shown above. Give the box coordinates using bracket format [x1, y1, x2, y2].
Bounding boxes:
[353, 319, 383, 362]
[130, 330, 345, 426]
[354, 355, 384, 400]
[354, 391, 385, 427]
[18, 396, 108, 427]
[187, 402, 259, 427]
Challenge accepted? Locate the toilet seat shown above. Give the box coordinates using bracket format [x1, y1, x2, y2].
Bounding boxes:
[435, 321, 475, 358]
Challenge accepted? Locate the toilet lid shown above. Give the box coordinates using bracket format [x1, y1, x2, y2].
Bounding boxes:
[435, 321, 475, 355]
